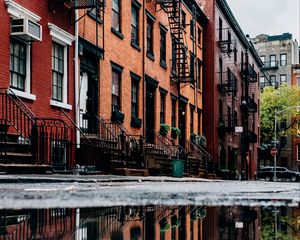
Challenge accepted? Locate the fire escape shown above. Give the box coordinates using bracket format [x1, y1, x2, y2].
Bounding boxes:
[217, 28, 238, 136]
[241, 59, 258, 144]
[154, 0, 193, 84]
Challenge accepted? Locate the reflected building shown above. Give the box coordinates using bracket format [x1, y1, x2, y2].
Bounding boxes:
[0, 205, 264, 240]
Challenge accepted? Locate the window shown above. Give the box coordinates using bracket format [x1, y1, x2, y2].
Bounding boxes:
[131, 4, 139, 46]
[190, 106, 194, 134]
[146, 15, 154, 56]
[234, 47, 237, 63]
[260, 55, 265, 64]
[112, 0, 121, 32]
[190, 53, 195, 82]
[160, 26, 167, 66]
[171, 38, 177, 73]
[112, 69, 121, 113]
[197, 59, 202, 89]
[270, 75, 276, 84]
[260, 76, 265, 83]
[218, 18, 223, 41]
[181, 10, 186, 28]
[88, 4, 101, 22]
[280, 53, 287, 66]
[171, 98, 176, 127]
[197, 110, 201, 135]
[197, 27, 202, 46]
[160, 93, 166, 124]
[280, 74, 287, 84]
[131, 80, 138, 118]
[52, 42, 64, 102]
[190, 19, 194, 39]
[10, 39, 26, 91]
[49, 23, 74, 109]
[270, 55, 276, 67]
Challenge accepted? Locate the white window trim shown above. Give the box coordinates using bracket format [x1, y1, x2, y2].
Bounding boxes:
[6, 1, 39, 100]
[50, 100, 72, 110]
[10, 88, 36, 101]
[48, 23, 75, 47]
[49, 23, 75, 109]
[5, 0, 41, 22]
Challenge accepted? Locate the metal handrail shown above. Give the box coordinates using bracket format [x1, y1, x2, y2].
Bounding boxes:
[61, 108, 92, 144]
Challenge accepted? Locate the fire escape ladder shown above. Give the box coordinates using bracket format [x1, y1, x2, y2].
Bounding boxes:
[155, 0, 192, 83]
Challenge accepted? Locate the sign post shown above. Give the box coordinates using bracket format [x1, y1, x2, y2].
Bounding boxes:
[271, 147, 278, 181]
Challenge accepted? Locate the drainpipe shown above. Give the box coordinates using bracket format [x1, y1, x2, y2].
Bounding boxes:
[142, 0, 146, 137]
[75, 9, 80, 147]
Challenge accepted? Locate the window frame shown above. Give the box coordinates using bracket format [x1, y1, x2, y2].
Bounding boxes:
[197, 59, 202, 90]
[160, 25, 167, 68]
[131, 3, 140, 47]
[197, 27, 202, 46]
[270, 54, 276, 67]
[112, 0, 121, 33]
[130, 72, 140, 118]
[280, 74, 287, 84]
[111, 68, 122, 113]
[280, 53, 287, 66]
[146, 14, 155, 57]
[49, 23, 74, 110]
[190, 105, 194, 135]
[52, 42, 65, 102]
[171, 97, 177, 127]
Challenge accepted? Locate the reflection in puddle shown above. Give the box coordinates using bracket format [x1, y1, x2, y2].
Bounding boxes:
[0, 205, 299, 239]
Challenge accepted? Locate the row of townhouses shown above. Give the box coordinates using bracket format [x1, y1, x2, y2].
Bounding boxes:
[0, 0, 263, 180]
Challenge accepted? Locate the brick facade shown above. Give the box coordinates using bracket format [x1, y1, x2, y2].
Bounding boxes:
[0, 0, 75, 121]
[202, 0, 262, 180]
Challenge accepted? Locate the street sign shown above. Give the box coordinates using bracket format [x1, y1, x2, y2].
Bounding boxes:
[235, 126, 243, 133]
[235, 221, 244, 229]
[270, 147, 278, 156]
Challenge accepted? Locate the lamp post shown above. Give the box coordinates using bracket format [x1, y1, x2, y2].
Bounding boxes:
[273, 106, 300, 181]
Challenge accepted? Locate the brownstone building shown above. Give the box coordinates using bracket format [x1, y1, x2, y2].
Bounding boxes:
[202, 0, 263, 180]
[76, 0, 211, 175]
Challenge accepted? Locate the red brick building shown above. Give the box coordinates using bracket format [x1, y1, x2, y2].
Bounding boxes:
[0, 0, 76, 171]
[76, 0, 211, 175]
[202, 0, 263, 179]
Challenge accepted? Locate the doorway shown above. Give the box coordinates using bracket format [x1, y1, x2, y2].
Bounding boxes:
[80, 55, 98, 134]
[146, 83, 155, 144]
[179, 101, 187, 147]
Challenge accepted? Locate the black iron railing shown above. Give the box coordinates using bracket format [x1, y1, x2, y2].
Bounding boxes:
[242, 63, 258, 82]
[262, 61, 279, 70]
[218, 115, 237, 133]
[241, 96, 257, 113]
[217, 70, 237, 93]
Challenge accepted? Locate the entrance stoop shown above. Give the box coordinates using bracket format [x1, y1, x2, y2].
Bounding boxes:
[113, 168, 149, 177]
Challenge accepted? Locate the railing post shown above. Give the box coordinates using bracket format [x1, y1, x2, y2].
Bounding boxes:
[31, 122, 38, 165]
[139, 135, 145, 168]
[120, 129, 126, 164]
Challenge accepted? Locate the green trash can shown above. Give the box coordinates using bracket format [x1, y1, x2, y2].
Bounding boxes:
[172, 159, 184, 178]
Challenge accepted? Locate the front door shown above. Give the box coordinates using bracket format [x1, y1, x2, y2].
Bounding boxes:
[179, 101, 187, 147]
[146, 84, 155, 143]
[79, 71, 98, 134]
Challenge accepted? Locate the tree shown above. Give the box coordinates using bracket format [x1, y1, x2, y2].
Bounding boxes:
[260, 84, 300, 144]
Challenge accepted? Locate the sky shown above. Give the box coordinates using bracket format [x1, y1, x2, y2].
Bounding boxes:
[226, 0, 300, 42]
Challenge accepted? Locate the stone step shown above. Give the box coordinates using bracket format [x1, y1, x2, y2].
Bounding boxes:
[0, 164, 52, 174]
[0, 152, 33, 164]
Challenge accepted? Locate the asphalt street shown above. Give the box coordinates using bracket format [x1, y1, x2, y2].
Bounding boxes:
[0, 175, 299, 209]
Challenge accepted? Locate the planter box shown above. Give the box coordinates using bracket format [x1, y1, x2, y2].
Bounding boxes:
[111, 110, 124, 123]
[131, 117, 142, 128]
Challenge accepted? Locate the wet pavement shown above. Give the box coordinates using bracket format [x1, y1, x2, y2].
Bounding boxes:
[0, 175, 299, 209]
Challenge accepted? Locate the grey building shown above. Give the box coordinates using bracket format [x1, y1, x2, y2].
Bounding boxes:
[253, 33, 299, 170]
[252, 33, 299, 89]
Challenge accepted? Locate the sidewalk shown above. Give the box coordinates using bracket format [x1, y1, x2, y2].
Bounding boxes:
[0, 174, 218, 184]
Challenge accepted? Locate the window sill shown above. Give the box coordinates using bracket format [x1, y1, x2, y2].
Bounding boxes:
[131, 42, 141, 52]
[160, 60, 167, 69]
[11, 89, 36, 101]
[50, 100, 72, 110]
[111, 28, 124, 40]
[147, 52, 155, 62]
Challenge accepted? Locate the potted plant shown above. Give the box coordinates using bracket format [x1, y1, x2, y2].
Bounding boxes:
[196, 135, 207, 148]
[171, 216, 181, 228]
[190, 133, 197, 142]
[159, 217, 170, 233]
[171, 127, 181, 139]
[160, 123, 170, 137]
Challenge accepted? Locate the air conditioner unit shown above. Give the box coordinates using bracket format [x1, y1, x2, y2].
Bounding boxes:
[10, 18, 42, 42]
